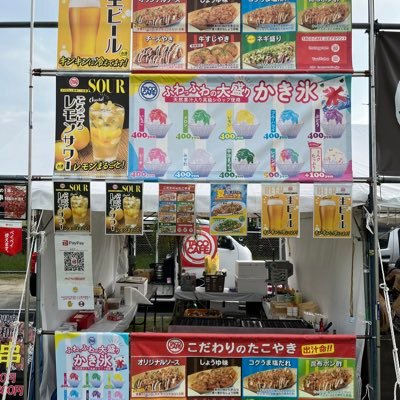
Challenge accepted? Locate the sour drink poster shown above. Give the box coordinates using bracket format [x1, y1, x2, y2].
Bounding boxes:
[129, 74, 352, 182]
[57, 0, 131, 70]
[55, 76, 129, 178]
[55, 332, 130, 400]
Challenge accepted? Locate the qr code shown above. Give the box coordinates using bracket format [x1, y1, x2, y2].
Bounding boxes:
[64, 252, 84, 272]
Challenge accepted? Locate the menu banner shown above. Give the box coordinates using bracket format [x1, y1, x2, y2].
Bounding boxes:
[0, 183, 27, 220]
[0, 312, 35, 399]
[0, 221, 23, 256]
[158, 184, 196, 235]
[57, 0, 131, 70]
[129, 74, 352, 182]
[313, 184, 352, 239]
[56, 332, 130, 400]
[130, 332, 356, 399]
[55, 234, 94, 310]
[262, 183, 300, 238]
[106, 182, 143, 235]
[210, 183, 247, 236]
[55, 76, 129, 177]
[54, 181, 91, 233]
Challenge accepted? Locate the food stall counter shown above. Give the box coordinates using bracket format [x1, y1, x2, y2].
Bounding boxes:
[175, 286, 265, 302]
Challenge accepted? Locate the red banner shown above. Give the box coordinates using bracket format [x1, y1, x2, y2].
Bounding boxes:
[0, 221, 23, 256]
[130, 333, 356, 399]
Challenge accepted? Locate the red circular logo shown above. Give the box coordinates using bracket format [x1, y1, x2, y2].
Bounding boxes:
[181, 229, 217, 266]
[166, 338, 184, 354]
[69, 77, 79, 87]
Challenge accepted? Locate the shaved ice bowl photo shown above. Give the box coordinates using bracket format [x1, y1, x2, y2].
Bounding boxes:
[146, 109, 172, 138]
[277, 110, 304, 139]
[189, 109, 216, 139]
[189, 149, 215, 177]
[321, 109, 346, 138]
[145, 148, 171, 177]
[277, 148, 304, 177]
[233, 110, 259, 139]
[323, 148, 347, 177]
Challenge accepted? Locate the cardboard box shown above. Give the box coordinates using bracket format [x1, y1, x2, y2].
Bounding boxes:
[235, 260, 268, 279]
[133, 269, 154, 281]
[115, 276, 148, 297]
[69, 312, 95, 331]
[235, 275, 267, 294]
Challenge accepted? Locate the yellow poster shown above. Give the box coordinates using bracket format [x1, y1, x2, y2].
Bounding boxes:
[313, 184, 352, 239]
[57, 0, 131, 70]
[261, 183, 300, 238]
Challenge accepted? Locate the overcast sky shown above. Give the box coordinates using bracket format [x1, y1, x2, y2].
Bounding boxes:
[0, 0, 396, 176]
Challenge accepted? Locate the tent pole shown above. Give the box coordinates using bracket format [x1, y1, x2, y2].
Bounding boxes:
[368, 0, 380, 399]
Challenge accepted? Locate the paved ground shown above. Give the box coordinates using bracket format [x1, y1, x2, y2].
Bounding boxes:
[0, 274, 35, 310]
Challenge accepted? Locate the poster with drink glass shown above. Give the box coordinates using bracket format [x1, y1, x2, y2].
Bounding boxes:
[0, 182, 27, 220]
[130, 332, 356, 400]
[105, 182, 143, 235]
[261, 183, 300, 238]
[158, 184, 196, 235]
[129, 74, 352, 182]
[55, 234, 94, 310]
[313, 184, 352, 239]
[210, 183, 247, 236]
[0, 312, 35, 399]
[56, 332, 130, 400]
[54, 181, 91, 233]
[57, 0, 131, 70]
[55, 76, 129, 177]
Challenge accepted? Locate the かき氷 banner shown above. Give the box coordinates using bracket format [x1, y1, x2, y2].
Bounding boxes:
[129, 74, 352, 182]
[56, 332, 130, 400]
[57, 0, 131, 70]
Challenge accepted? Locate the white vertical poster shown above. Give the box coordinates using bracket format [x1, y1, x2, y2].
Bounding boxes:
[55, 235, 94, 310]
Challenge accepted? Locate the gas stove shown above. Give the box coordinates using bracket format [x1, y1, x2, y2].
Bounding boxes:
[168, 316, 314, 334]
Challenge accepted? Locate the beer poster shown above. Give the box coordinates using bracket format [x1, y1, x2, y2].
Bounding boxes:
[56, 332, 130, 400]
[129, 74, 352, 182]
[158, 183, 195, 235]
[55, 234, 94, 310]
[313, 184, 352, 239]
[53, 181, 91, 233]
[0, 182, 27, 220]
[210, 183, 247, 236]
[132, 0, 187, 32]
[57, 0, 131, 70]
[261, 183, 300, 238]
[55, 76, 129, 178]
[105, 182, 143, 235]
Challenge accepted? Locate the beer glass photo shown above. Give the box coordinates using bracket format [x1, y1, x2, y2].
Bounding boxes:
[319, 199, 337, 231]
[89, 101, 125, 161]
[69, 0, 100, 58]
[267, 198, 284, 231]
[70, 195, 89, 226]
[123, 196, 141, 228]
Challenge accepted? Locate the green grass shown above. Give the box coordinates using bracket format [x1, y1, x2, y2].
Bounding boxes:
[0, 253, 26, 272]
[134, 253, 157, 269]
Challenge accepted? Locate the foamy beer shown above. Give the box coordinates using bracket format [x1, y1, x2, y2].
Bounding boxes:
[123, 196, 141, 228]
[70, 195, 89, 226]
[267, 198, 284, 231]
[319, 199, 336, 231]
[69, 0, 100, 57]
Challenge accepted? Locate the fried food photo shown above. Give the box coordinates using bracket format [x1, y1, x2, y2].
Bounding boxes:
[244, 368, 296, 392]
[299, 3, 350, 30]
[189, 3, 239, 30]
[299, 367, 353, 395]
[188, 43, 239, 67]
[243, 42, 295, 68]
[188, 366, 240, 394]
[133, 43, 184, 67]
[132, 366, 185, 393]
[134, 4, 185, 29]
[244, 3, 295, 29]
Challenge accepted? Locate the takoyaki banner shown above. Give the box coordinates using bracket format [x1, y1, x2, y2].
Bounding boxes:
[129, 74, 352, 182]
[57, 0, 131, 70]
[130, 333, 356, 399]
[56, 332, 130, 400]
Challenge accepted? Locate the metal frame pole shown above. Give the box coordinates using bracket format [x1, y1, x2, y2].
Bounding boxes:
[368, 0, 380, 399]
[23, 0, 36, 398]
